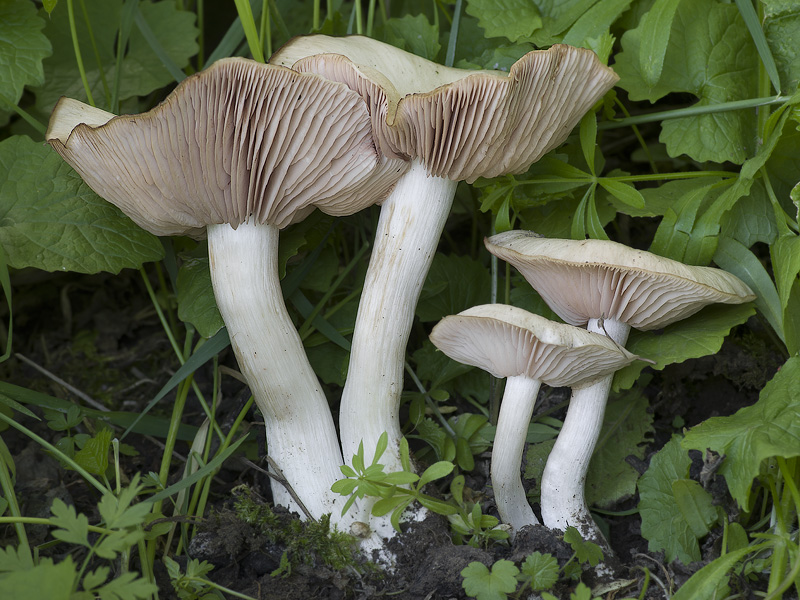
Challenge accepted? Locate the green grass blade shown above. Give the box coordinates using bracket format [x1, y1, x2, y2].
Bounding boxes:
[134, 5, 187, 82]
[120, 328, 230, 439]
[233, 0, 265, 62]
[734, 0, 781, 93]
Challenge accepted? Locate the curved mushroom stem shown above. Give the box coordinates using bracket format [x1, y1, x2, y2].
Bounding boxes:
[540, 317, 630, 546]
[491, 375, 542, 536]
[339, 160, 457, 471]
[207, 222, 345, 520]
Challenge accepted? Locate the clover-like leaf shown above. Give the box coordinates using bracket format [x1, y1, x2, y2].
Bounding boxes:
[462, 560, 520, 600]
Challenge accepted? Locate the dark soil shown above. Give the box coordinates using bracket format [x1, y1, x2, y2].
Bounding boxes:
[1, 267, 781, 599]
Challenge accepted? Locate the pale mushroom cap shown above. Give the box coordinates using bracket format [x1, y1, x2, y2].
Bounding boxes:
[46, 57, 407, 238]
[485, 232, 757, 330]
[272, 36, 619, 182]
[430, 304, 637, 387]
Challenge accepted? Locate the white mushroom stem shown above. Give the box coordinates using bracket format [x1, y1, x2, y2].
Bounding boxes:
[340, 160, 457, 473]
[491, 375, 542, 536]
[540, 317, 630, 544]
[207, 221, 345, 520]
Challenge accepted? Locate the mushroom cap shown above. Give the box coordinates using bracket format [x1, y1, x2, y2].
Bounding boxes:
[46, 57, 408, 238]
[271, 35, 619, 182]
[429, 304, 638, 388]
[485, 231, 757, 330]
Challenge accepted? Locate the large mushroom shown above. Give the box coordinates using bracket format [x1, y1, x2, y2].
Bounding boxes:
[485, 231, 756, 544]
[430, 304, 638, 537]
[46, 58, 408, 520]
[271, 36, 620, 490]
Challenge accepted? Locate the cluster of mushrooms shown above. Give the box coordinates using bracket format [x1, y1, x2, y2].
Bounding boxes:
[45, 34, 755, 557]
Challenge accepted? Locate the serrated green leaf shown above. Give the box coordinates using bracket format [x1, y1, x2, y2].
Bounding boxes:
[612, 303, 755, 391]
[520, 551, 559, 591]
[638, 436, 701, 563]
[461, 560, 520, 600]
[98, 475, 150, 529]
[719, 181, 778, 248]
[0, 0, 51, 111]
[563, 526, 604, 566]
[176, 254, 223, 339]
[465, 0, 542, 42]
[529, 0, 605, 45]
[50, 498, 91, 548]
[81, 566, 110, 592]
[0, 544, 34, 572]
[417, 254, 491, 323]
[586, 390, 654, 507]
[682, 356, 800, 510]
[35, 0, 198, 113]
[382, 14, 440, 60]
[0, 136, 164, 273]
[649, 181, 719, 262]
[95, 571, 158, 600]
[0, 557, 76, 600]
[95, 529, 145, 560]
[614, 0, 758, 164]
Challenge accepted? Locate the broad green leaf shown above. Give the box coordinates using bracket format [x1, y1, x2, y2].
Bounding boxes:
[520, 551, 559, 591]
[417, 254, 491, 323]
[672, 479, 718, 538]
[719, 181, 778, 248]
[50, 498, 91, 548]
[762, 0, 800, 91]
[682, 356, 800, 511]
[529, 0, 604, 45]
[176, 254, 223, 338]
[614, 0, 758, 164]
[598, 179, 645, 209]
[637, 0, 682, 86]
[382, 14, 441, 60]
[670, 544, 767, 600]
[613, 303, 755, 391]
[0, 557, 76, 600]
[713, 236, 783, 343]
[638, 436, 703, 563]
[586, 390, 654, 508]
[418, 461, 455, 487]
[465, 0, 542, 42]
[0, 136, 163, 273]
[772, 233, 800, 310]
[624, 177, 723, 219]
[735, 0, 781, 92]
[0, 0, 51, 110]
[649, 181, 720, 262]
[461, 560, 520, 600]
[35, 0, 198, 112]
[523, 438, 555, 497]
[465, 44, 535, 71]
[561, 0, 631, 49]
[579, 112, 597, 174]
[72, 428, 112, 475]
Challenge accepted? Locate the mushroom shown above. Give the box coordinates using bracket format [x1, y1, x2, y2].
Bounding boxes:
[485, 231, 756, 544]
[46, 57, 408, 520]
[271, 36, 620, 486]
[429, 304, 638, 537]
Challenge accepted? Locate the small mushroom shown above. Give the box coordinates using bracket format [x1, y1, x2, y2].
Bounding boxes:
[272, 36, 621, 486]
[430, 304, 638, 537]
[46, 57, 408, 520]
[485, 231, 756, 544]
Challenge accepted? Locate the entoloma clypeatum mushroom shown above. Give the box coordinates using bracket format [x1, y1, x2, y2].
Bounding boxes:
[272, 36, 620, 492]
[430, 304, 638, 537]
[46, 57, 408, 521]
[485, 231, 756, 544]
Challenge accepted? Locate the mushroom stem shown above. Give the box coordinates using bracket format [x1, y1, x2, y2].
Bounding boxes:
[540, 317, 630, 545]
[207, 221, 345, 519]
[491, 375, 542, 535]
[340, 160, 457, 473]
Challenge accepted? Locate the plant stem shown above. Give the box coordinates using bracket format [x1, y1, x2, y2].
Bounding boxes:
[66, 0, 95, 106]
